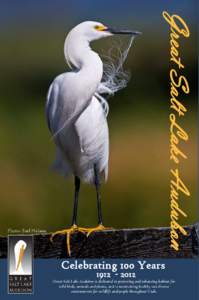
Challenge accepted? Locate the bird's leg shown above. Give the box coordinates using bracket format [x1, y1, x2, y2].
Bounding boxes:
[82, 164, 112, 237]
[50, 176, 87, 256]
[95, 164, 103, 225]
[72, 176, 80, 226]
[50, 170, 112, 255]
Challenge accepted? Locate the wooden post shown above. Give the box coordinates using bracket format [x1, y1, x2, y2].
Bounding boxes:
[0, 224, 198, 258]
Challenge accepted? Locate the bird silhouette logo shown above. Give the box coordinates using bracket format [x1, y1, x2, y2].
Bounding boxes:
[8, 236, 33, 294]
[14, 240, 27, 275]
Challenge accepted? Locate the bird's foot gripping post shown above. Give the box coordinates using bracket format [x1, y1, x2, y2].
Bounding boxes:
[50, 224, 85, 257]
[50, 224, 113, 256]
[80, 224, 113, 237]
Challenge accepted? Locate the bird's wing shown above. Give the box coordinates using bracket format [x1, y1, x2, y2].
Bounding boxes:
[74, 96, 109, 168]
[46, 76, 72, 177]
[45, 80, 60, 133]
[46, 73, 94, 138]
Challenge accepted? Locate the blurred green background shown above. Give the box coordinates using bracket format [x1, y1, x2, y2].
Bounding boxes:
[0, 0, 197, 234]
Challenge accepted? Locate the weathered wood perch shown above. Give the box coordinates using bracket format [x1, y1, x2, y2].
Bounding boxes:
[0, 224, 198, 258]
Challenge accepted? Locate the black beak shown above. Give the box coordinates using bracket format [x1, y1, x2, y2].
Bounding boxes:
[106, 27, 142, 36]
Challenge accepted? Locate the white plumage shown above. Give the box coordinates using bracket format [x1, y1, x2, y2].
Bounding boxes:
[46, 21, 139, 184]
[47, 21, 141, 256]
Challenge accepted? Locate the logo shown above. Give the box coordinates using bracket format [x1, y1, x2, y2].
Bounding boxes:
[8, 235, 33, 294]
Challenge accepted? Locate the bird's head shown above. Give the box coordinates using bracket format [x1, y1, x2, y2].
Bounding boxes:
[14, 240, 27, 253]
[14, 240, 27, 271]
[64, 21, 141, 69]
[68, 21, 141, 42]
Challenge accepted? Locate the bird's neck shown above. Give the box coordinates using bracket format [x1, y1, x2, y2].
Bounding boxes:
[64, 37, 103, 90]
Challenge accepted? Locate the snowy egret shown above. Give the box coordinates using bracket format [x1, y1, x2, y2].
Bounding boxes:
[46, 21, 141, 256]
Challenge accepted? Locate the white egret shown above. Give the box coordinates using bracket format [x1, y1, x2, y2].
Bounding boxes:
[46, 21, 141, 256]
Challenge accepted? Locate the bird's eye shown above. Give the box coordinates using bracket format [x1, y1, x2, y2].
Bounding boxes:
[95, 25, 107, 31]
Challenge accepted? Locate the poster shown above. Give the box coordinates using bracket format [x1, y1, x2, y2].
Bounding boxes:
[0, 1, 198, 299]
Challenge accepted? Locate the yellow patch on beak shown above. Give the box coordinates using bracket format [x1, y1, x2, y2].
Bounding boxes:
[95, 25, 107, 31]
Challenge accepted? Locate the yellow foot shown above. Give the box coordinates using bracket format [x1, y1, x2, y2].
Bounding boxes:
[79, 224, 113, 237]
[50, 224, 87, 257]
[50, 224, 113, 256]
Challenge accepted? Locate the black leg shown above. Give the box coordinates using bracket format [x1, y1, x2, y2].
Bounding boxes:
[94, 164, 103, 225]
[71, 176, 80, 226]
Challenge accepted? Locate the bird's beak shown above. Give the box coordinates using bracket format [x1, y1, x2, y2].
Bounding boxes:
[105, 27, 142, 36]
